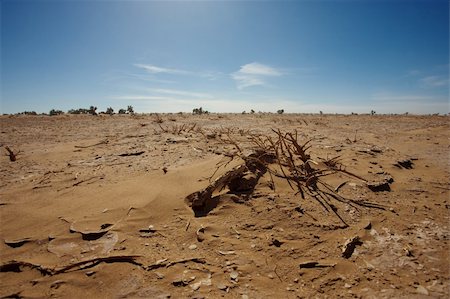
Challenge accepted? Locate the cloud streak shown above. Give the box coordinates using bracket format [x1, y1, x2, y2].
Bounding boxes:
[134, 64, 222, 80]
[231, 62, 283, 89]
[134, 63, 190, 75]
[419, 75, 448, 88]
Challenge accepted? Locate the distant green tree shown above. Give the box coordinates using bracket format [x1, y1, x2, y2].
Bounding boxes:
[277, 109, 284, 114]
[127, 105, 134, 114]
[118, 108, 126, 114]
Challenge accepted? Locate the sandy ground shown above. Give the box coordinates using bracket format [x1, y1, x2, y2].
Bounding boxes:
[0, 113, 448, 299]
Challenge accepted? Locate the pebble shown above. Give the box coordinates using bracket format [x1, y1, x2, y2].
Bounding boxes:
[230, 271, 239, 280]
[416, 285, 429, 295]
[344, 283, 352, 288]
[241, 295, 249, 299]
[188, 244, 198, 250]
[217, 283, 228, 290]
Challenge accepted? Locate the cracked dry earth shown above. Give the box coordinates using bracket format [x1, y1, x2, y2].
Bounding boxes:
[0, 113, 449, 299]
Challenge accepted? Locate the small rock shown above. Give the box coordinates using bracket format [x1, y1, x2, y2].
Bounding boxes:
[344, 283, 352, 288]
[416, 285, 429, 295]
[363, 221, 372, 230]
[268, 273, 274, 279]
[241, 295, 249, 299]
[85, 271, 95, 277]
[269, 237, 284, 247]
[367, 181, 391, 192]
[190, 281, 202, 291]
[217, 283, 228, 291]
[155, 272, 165, 279]
[230, 271, 239, 281]
[188, 244, 198, 250]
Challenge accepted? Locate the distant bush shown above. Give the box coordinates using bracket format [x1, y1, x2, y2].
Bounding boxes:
[17, 111, 37, 115]
[89, 106, 98, 115]
[106, 107, 114, 115]
[49, 109, 64, 116]
[193, 107, 209, 115]
[277, 109, 285, 114]
[127, 105, 134, 114]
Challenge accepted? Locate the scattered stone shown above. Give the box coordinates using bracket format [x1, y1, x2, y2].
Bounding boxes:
[190, 281, 202, 291]
[269, 237, 284, 247]
[367, 181, 391, 192]
[342, 236, 363, 259]
[230, 271, 239, 281]
[85, 271, 95, 277]
[155, 272, 165, 279]
[217, 283, 228, 291]
[196, 227, 205, 242]
[241, 295, 249, 299]
[344, 283, 352, 288]
[370, 147, 383, 153]
[172, 278, 188, 287]
[416, 285, 429, 295]
[188, 244, 198, 250]
[363, 221, 372, 230]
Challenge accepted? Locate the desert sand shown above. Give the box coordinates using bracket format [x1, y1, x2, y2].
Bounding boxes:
[0, 113, 449, 298]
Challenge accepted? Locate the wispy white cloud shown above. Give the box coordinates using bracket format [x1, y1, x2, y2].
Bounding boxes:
[134, 63, 189, 75]
[419, 75, 449, 88]
[133, 64, 222, 80]
[231, 62, 283, 89]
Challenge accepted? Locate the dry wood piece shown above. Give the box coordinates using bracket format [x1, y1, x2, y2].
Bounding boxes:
[53, 255, 143, 274]
[187, 128, 385, 226]
[118, 151, 145, 157]
[185, 164, 247, 212]
[4, 146, 20, 162]
[299, 261, 336, 269]
[146, 257, 207, 270]
[342, 236, 363, 258]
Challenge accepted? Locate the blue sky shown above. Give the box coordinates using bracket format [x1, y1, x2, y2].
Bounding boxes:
[1, 0, 449, 114]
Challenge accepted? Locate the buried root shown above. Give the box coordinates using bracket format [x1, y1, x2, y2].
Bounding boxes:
[186, 129, 385, 226]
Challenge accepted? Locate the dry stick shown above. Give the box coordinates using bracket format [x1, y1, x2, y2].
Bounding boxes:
[53, 255, 143, 274]
[273, 264, 283, 282]
[4, 146, 19, 161]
